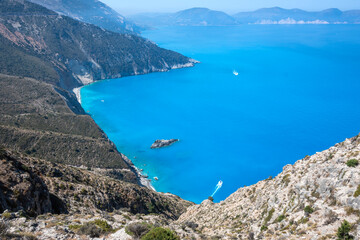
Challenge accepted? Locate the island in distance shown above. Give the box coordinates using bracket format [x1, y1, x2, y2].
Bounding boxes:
[151, 139, 179, 149]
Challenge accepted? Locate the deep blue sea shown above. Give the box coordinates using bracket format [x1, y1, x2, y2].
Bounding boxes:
[81, 25, 360, 203]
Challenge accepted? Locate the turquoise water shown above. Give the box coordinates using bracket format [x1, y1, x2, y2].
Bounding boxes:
[81, 25, 360, 203]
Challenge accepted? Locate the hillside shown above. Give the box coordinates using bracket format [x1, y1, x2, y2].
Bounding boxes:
[0, 74, 141, 182]
[0, 0, 195, 93]
[129, 8, 237, 27]
[28, 0, 142, 34]
[130, 7, 360, 27]
[0, 149, 192, 218]
[177, 134, 360, 239]
[2, 134, 360, 239]
[172, 8, 237, 26]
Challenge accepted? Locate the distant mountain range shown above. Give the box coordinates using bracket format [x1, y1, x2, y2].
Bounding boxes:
[129, 7, 360, 27]
[234, 7, 360, 24]
[28, 0, 142, 34]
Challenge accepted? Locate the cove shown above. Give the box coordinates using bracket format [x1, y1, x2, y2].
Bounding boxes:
[81, 25, 360, 203]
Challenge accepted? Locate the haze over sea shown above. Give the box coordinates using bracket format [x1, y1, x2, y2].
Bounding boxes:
[81, 25, 360, 203]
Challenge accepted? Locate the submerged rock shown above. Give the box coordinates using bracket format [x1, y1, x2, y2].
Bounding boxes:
[151, 139, 179, 149]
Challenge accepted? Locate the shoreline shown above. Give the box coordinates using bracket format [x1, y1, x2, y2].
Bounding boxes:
[71, 61, 198, 192]
[120, 153, 155, 191]
[73, 87, 83, 104]
[73, 84, 156, 191]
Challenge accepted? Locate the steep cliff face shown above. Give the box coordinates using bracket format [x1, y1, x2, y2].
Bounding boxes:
[0, 0, 195, 92]
[28, 0, 142, 34]
[177, 134, 360, 239]
[0, 149, 53, 216]
[0, 149, 193, 219]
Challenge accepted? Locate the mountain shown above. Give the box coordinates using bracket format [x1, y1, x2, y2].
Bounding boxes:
[129, 8, 237, 27]
[172, 8, 237, 26]
[28, 0, 141, 34]
[0, 0, 195, 181]
[0, 0, 195, 99]
[131, 7, 360, 27]
[233, 7, 360, 24]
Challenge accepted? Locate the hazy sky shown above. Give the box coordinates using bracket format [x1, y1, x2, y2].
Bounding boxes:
[101, 0, 360, 15]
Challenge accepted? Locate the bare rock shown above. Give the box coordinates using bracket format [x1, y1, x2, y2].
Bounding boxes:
[151, 139, 179, 149]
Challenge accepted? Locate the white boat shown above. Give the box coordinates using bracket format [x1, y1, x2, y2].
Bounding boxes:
[233, 70, 239, 76]
[154, 177, 159, 181]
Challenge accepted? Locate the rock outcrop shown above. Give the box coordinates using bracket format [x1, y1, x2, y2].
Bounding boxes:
[0, 149, 53, 216]
[151, 139, 179, 149]
[0, 149, 193, 219]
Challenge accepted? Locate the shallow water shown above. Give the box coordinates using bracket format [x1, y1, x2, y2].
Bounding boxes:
[81, 25, 360, 203]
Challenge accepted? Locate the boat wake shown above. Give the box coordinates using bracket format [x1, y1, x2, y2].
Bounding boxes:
[211, 180, 223, 197]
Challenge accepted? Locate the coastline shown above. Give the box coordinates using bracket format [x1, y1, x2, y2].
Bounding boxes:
[121, 153, 156, 191]
[73, 85, 155, 192]
[73, 83, 156, 191]
[71, 61, 198, 192]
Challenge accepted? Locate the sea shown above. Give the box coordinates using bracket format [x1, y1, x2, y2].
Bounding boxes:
[81, 25, 360, 203]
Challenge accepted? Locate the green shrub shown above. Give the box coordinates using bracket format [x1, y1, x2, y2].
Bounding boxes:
[0, 221, 8, 236]
[76, 220, 113, 237]
[125, 222, 151, 239]
[68, 224, 82, 231]
[77, 222, 102, 238]
[92, 219, 113, 233]
[260, 225, 267, 231]
[80, 188, 87, 195]
[276, 215, 285, 222]
[337, 220, 354, 240]
[141, 227, 179, 240]
[354, 185, 360, 198]
[145, 202, 155, 213]
[304, 206, 314, 214]
[264, 208, 275, 224]
[1, 212, 12, 219]
[346, 159, 359, 167]
[282, 174, 291, 186]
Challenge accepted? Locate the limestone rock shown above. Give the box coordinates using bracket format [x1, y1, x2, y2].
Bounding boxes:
[151, 139, 179, 149]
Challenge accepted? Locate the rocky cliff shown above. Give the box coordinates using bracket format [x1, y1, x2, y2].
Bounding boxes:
[0, 149, 192, 218]
[177, 134, 360, 239]
[28, 0, 142, 34]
